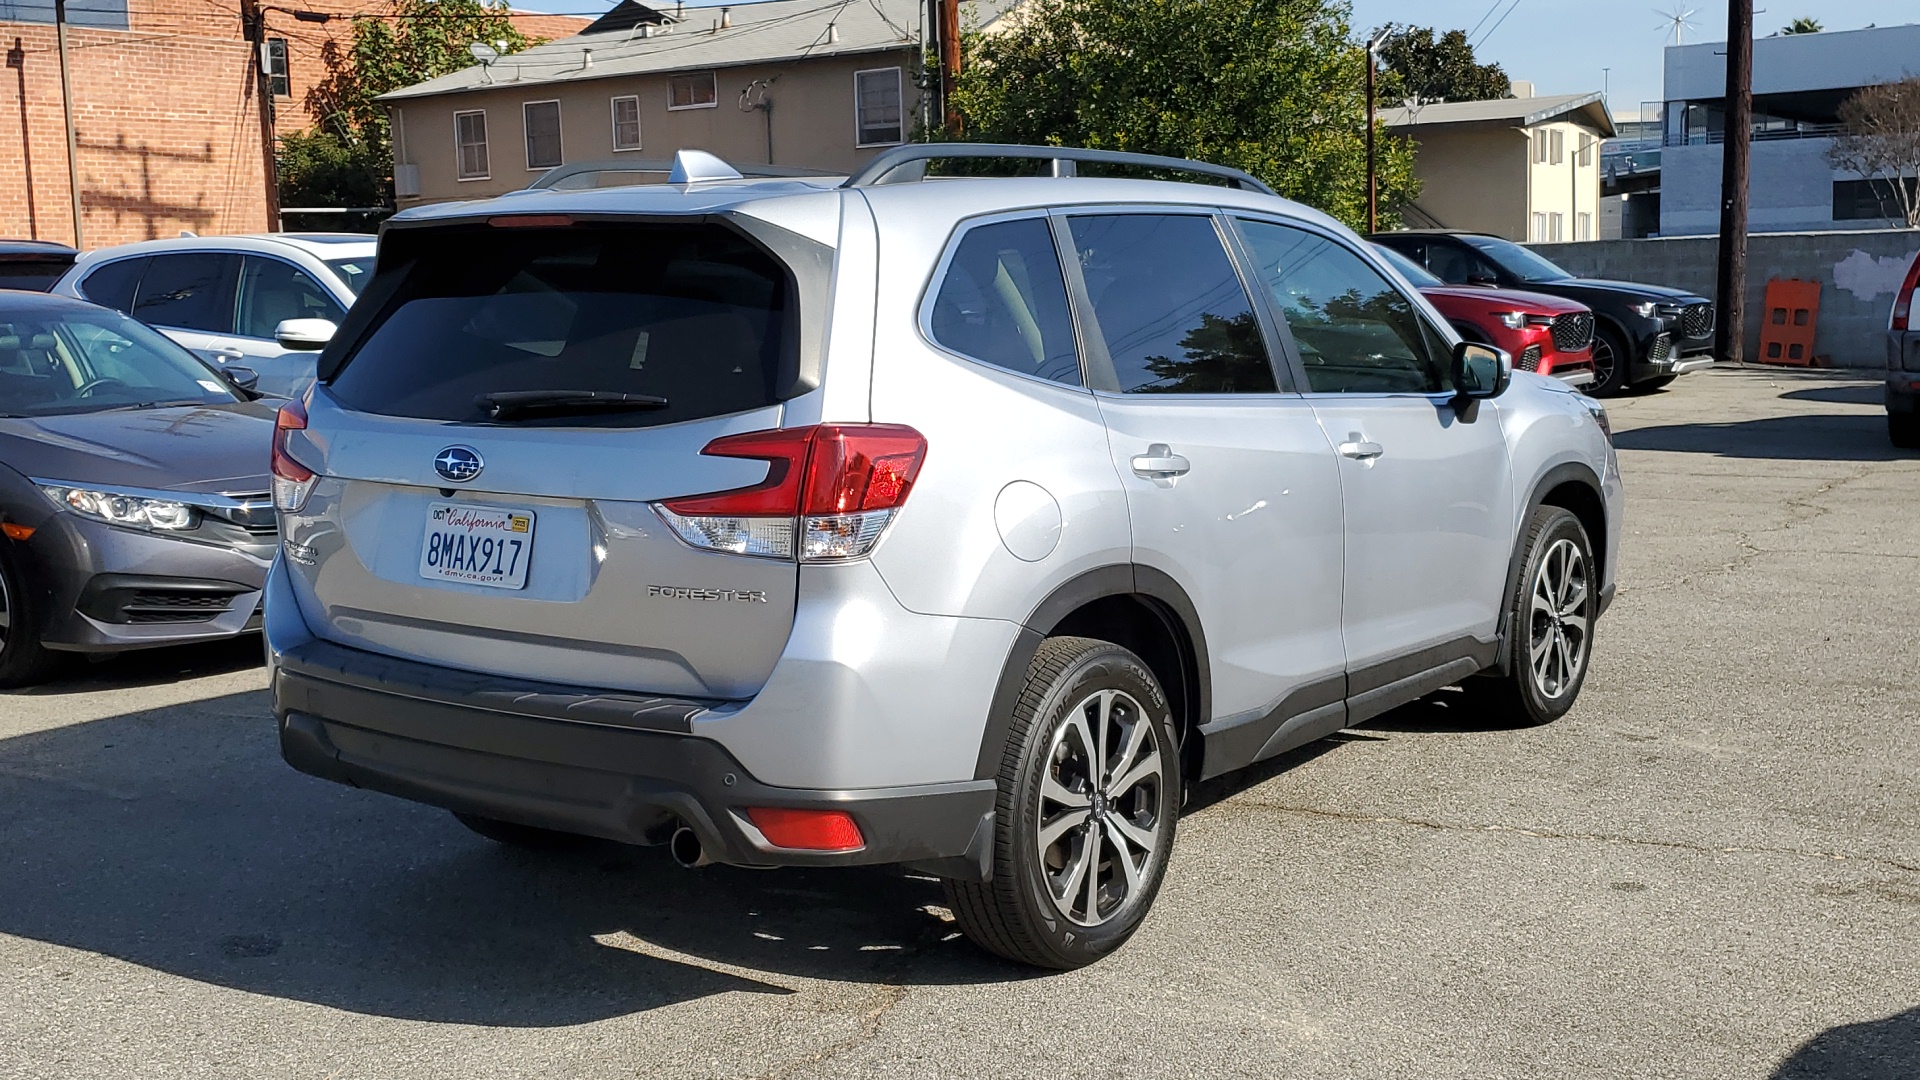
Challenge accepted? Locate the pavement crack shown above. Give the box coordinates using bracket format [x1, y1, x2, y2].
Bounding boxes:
[1238, 801, 1920, 875]
[750, 982, 908, 1080]
[1622, 465, 1878, 596]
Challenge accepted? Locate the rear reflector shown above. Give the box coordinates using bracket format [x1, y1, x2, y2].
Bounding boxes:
[744, 807, 865, 852]
[657, 424, 927, 561]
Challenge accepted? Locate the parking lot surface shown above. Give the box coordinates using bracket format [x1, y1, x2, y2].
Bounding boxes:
[1, 366, 1915, 1080]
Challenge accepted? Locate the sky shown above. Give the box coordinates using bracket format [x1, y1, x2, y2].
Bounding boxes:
[508, 0, 1920, 121]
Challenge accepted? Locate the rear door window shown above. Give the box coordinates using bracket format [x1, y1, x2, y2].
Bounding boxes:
[132, 253, 238, 333]
[78, 257, 148, 312]
[927, 217, 1081, 386]
[328, 223, 794, 426]
[1065, 213, 1275, 394]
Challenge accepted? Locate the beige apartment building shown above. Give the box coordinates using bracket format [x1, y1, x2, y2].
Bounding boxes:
[1382, 87, 1615, 242]
[380, 0, 929, 206]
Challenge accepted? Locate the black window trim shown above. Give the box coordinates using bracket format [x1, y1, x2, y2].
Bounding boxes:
[913, 208, 1095, 395]
[1229, 213, 1461, 400]
[128, 249, 245, 336]
[77, 254, 151, 313]
[1051, 204, 1295, 399]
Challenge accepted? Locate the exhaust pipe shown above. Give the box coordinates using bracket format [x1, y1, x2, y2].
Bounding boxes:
[669, 825, 711, 868]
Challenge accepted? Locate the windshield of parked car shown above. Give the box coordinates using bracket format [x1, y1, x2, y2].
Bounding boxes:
[0, 306, 238, 417]
[1459, 235, 1574, 283]
[1372, 244, 1444, 288]
[324, 257, 374, 297]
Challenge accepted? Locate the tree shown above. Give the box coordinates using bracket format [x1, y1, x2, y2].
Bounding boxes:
[1375, 26, 1511, 104]
[1827, 77, 1920, 228]
[289, 0, 538, 206]
[1781, 17, 1822, 34]
[948, 0, 1420, 231]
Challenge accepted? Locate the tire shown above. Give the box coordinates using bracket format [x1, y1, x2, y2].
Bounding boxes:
[1588, 325, 1633, 397]
[453, 812, 593, 850]
[1890, 411, 1920, 450]
[0, 543, 65, 689]
[1467, 506, 1597, 726]
[944, 637, 1182, 970]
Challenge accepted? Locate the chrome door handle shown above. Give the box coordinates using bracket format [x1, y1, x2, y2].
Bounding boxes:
[1338, 438, 1384, 460]
[1130, 444, 1191, 478]
[209, 348, 245, 361]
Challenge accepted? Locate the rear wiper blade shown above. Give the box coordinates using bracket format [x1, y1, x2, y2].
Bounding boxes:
[475, 390, 669, 421]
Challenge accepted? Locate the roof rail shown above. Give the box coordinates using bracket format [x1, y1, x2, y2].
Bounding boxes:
[528, 155, 840, 191]
[843, 143, 1278, 196]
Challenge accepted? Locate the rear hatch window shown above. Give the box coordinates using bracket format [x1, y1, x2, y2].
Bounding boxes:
[328, 222, 792, 427]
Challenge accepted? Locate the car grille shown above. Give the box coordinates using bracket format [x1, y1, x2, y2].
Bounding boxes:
[1517, 344, 1542, 372]
[1679, 302, 1714, 339]
[124, 591, 237, 624]
[1650, 333, 1673, 364]
[1551, 311, 1593, 352]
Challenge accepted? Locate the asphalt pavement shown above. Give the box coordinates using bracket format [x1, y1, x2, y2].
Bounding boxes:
[1, 366, 1915, 1079]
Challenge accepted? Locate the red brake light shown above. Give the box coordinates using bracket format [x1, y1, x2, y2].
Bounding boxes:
[744, 807, 865, 851]
[1893, 255, 1920, 331]
[661, 424, 927, 517]
[489, 215, 575, 228]
[272, 399, 312, 483]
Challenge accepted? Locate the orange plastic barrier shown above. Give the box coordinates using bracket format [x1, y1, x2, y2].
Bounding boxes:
[1758, 278, 1820, 366]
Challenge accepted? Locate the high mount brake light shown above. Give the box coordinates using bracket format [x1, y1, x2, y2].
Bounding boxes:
[656, 424, 927, 561]
[272, 399, 317, 512]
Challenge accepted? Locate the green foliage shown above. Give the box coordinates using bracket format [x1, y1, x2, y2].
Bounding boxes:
[1375, 26, 1511, 104]
[949, 0, 1419, 231]
[283, 0, 538, 206]
[1781, 17, 1822, 34]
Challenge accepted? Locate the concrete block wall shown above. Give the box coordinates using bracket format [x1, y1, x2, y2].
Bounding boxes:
[1529, 230, 1920, 369]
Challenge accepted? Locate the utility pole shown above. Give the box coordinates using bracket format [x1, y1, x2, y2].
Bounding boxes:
[938, 0, 960, 135]
[1714, 0, 1752, 364]
[241, 0, 282, 231]
[52, 0, 82, 247]
[1364, 27, 1391, 234]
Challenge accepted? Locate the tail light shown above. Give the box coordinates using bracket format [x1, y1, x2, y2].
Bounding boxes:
[271, 399, 317, 512]
[1892, 253, 1920, 332]
[656, 424, 926, 561]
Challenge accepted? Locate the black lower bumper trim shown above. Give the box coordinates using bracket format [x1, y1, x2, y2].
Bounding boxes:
[273, 641, 997, 876]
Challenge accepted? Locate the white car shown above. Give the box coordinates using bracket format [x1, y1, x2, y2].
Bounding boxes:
[52, 234, 374, 398]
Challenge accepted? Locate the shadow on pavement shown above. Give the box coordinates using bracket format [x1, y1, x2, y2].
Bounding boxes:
[1779, 384, 1885, 406]
[2, 635, 264, 697]
[1772, 1008, 1920, 1079]
[1613, 413, 1911, 462]
[0, 688, 1025, 1028]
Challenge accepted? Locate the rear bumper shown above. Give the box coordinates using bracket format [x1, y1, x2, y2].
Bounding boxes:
[266, 565, 997, 875]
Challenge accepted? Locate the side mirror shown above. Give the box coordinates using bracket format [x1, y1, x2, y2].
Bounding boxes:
[220, 365, 259, 392]
[274, 318, 337, 351]
[1453, 341, 1511, 401]
[1465, 274, 1500, 287]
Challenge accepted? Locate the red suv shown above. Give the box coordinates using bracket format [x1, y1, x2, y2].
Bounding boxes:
[1374, 243, 1595, 388]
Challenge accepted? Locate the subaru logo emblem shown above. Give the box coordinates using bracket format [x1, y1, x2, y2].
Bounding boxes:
[433, 446, 484, 483]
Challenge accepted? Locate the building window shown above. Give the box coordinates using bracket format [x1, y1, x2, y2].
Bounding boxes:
[1549, 129, 1565, 165]
[669, 72, 717, 110]
[1531, 129, 1548, 164]
[854, 67, 904, 146]
[523, 100, 562, 170]
[264, 38, 290, 98]
[1547, 212, 1564, 242]
[1577, 212, 1592, 241]
[1833, 178, 1918, 222]
[1577, 133, 1594, 167]
[610, 94, 642, 151]
[455, 110, 489, 180]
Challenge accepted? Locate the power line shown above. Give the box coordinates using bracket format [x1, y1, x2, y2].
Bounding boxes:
[1472, 0, 1522, 48]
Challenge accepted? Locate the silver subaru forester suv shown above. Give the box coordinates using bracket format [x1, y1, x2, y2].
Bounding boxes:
[267, 145, 1622, 969]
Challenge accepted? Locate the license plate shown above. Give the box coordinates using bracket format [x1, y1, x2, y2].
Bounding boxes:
[419, 503, 536, 589]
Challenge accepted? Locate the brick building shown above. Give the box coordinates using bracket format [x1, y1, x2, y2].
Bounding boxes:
[0, 0, 587, 248]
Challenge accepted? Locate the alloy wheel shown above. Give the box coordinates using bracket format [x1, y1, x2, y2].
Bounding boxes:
[0, 561, 12, 646]
[1528, 538, 1589, 699]
[1590, 335, 1617, 389]
[1035, 688, 1166, 927]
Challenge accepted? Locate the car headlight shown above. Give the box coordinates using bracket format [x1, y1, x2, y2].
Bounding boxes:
[1496, 311, 1527, 330]
[1631, 301, 1659, 318]
[38, 484, 198, 531]
[1578, 396, 1613, 440]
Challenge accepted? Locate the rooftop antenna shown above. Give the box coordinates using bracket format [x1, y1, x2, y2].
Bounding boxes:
[1654, 5, 1697, 45]
[468, 40, 499, 83]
